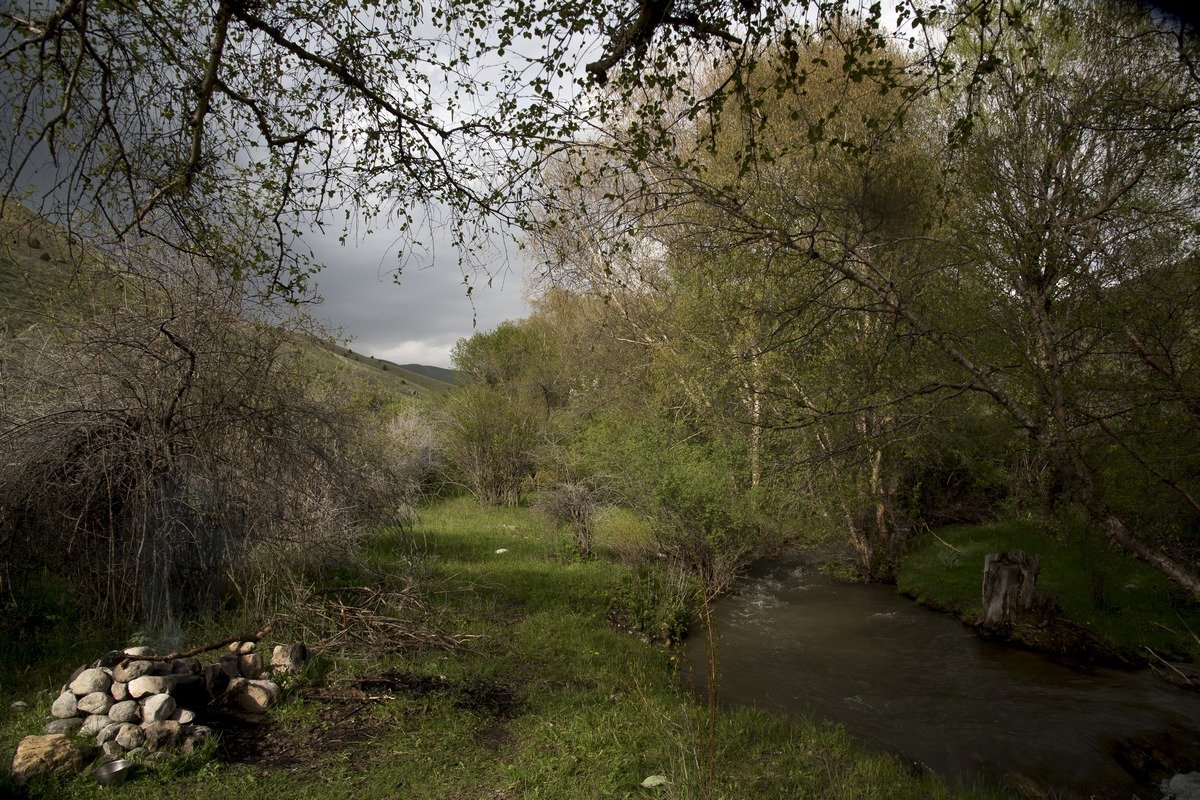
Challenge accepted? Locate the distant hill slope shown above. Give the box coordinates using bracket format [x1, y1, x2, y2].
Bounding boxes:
[399, 363, 459, 386]
[0, 203, 452, 401]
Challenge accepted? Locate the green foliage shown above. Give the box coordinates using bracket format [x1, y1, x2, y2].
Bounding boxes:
[610, 563, 695, 645]
[898, 520, 1200, 660]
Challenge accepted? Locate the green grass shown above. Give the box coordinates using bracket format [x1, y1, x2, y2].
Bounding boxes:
[897, 518, 1200, 661]
[2, 499, 999, 799]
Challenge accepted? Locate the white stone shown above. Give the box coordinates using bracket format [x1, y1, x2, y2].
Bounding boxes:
[77, 691, 113, 715]
[114, 723, 144, 750]
[110, 680, 129, 701]
[123, 646, 153, 657]
[50, 691, 77, 719]
[141, 693, 176, 723]
[68, 668, 111, 696]
[170, 707, 195, 725]
[95, 722, 122, 745]
[113, 659, 152, 683]
[108, 700, 139, 724]
[80, 714, 112, 735]
[231, 678, 280, 713]
[127, 675, 172, 698]
[270, 644, 308, 674]
[237, 641, 256, 655]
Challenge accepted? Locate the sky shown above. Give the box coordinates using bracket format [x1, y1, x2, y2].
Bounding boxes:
[306, 222, 533, 369]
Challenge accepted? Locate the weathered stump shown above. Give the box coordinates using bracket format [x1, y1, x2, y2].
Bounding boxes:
[980, 550, 1040, 630]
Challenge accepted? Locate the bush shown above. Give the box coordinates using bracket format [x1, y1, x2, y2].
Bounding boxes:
[535, 481, 606, 557]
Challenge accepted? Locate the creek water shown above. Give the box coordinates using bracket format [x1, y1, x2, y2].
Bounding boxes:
[682, 561, 1200, 799]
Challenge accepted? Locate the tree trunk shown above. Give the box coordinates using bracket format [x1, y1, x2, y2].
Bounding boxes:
[980, 550, 1040, 630]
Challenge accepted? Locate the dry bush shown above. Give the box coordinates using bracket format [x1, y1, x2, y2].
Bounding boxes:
[535, 481, 607, 558]
[0, 248, 398, 626]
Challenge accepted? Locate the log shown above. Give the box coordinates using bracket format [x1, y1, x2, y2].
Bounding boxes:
[979, 550, 1040, 630]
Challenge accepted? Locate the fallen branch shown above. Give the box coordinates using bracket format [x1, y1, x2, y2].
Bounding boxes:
[117, 625, 272, 665]
[1143, 645, 1194, 686]
[931, 531, 967, 555]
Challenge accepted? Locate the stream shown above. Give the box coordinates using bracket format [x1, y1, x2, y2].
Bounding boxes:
[683, 561, 1200, 798]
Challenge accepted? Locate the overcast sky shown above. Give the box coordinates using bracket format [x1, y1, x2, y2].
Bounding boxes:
[306, 221, 533, 369]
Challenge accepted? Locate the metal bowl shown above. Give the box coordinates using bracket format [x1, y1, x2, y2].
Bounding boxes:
[94, 758, 135, 786]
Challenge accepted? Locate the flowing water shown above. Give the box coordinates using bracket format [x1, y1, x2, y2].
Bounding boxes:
[683, 561, 1200, 798]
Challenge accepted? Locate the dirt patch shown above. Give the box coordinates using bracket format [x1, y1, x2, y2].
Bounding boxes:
[208, 705, 391, 769]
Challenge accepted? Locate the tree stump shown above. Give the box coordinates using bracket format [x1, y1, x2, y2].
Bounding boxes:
[980, 550, 1040, 630]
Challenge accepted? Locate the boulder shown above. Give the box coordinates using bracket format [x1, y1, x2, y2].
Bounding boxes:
[143, 720, 182, 752]
[100, 741, 124, 762]
[10, 734, 83, 785]
[108, 699, 139, 724]
[180, 725, 214, 755]
[123, 646, 154, 657]
[218, 653, 242, 678]
[230, 678, 280, 713]
[77, 691, 113, 716]
[80, 714, 112, 735]
[170, 707, 196, 725]
[42, 718, 83, 735]
[128, 674, 173, 698]
[270, 643, 309, 674]
[113, 659, 153, 683]
[111, 680, 129, 701]
[69, 667, 111, 696]
[172, 657, 202, 675]
[115, 723, 145, 750]
[141, 693, 176, 723]
[95, 650, 124, 669]
[96, 723, 122, 745]
[50, 691, 78, 719]
[239, 653, 263, 678]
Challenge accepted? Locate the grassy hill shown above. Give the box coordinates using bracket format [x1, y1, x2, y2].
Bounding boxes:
[0, 203, 452, 400]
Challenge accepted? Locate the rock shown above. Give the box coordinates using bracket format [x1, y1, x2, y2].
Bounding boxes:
[115, 723, 145, 750]
[239, 653, 263, 678]
[110, 680, 129, 701]
[230, 678, 280, 713]
[125, 746, 146, 761]
[96, 650, 124, 669]
[42, 718, 83, 735]
[495, 548, 509, 554]
[124, 646, 154, 657]
[27, 235, 41, 248]
[1164, 773, 1200, 800]
[77, 691, 113, 715]
[171, 657, 201, 675]
[81, 714, 113, 735]
[180, 725, 214, 755]
[145, 751, 172, 765]
[113, 659, 153, 683]
[10, 700, 29, 711]
[96, 723, 123, 745]
[108, 700, 139, 724]
[170, 707, 195, 725]
[128, 674, 173, 698]
[69, 667, 112, 696]
[237, 641, 256, 655]
[50, 691, 78, 719]
[218, 653, 242, 678]
[10, 734, 83, 785]
[143, 720, 181, 752]
[141, 693, 176, 723]
[203, 663, 230, 699]
[101, 741, 125, 762]
[63, 664, 87, 692]
[640, 775, 669, 789]
[271, 643, 309, 674]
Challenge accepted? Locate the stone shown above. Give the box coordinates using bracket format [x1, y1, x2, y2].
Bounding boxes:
[63, 664, 87, 692]
[101, 741, 125, 762]
[172, 657, 201, 675]
[50, 691, 78, 719]
[96, 723, 122, 745]
[270, 643, 309, 674]
[230, 678, 280, 713]
[115, 723, 145, 750]
[1163, 773, 1200, 800]
[143, 720, 181, 752]
[640, 775, 669, 789]
[124, 646, 154, 657]
[108, 700, 139, 724]
[128, 674, 173, 698]
[239, 653, 263, 678]
[111, 680, 129, 701]
[237, 641, 256, 655]
[80, 714, 112, 735]
[77, 691, 113, 715]
[142, 693, 176, 723]
[125, 746, 146, 761]
[170, 707, 195, 725]
[42, 718, 83, 735]
[10, 700, 29, 711]
[69, 667, 111, 696]
[10, 734, 82, 785]
[218, 653, 242, 678]
[96, 650, 124, 669]
[113, 659, 153, 683]
[180, 725, 214, 756]
[203, 663, 230, 699]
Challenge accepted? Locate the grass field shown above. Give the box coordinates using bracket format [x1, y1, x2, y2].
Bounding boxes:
[2, 499, 998, 799]
[897, 518, 1200, 661]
